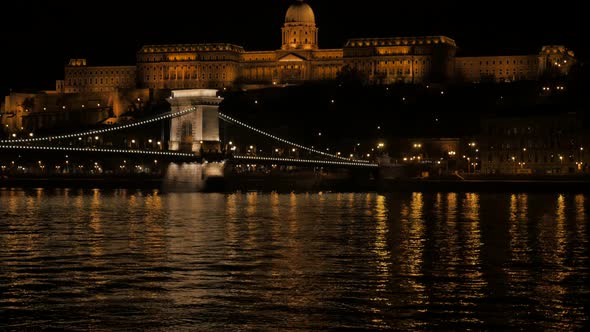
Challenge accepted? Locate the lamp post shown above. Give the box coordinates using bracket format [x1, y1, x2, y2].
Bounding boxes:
[580, 147, 585, 172]
[512, 156, 516, 174]
[413, 143, 422, 162]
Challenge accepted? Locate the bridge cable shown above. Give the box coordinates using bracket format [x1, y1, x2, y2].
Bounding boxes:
[0, 107, 197, 144]
[217, 112, 371, 164]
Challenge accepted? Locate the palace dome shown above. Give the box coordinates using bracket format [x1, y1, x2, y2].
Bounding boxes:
[285, 0, 315, 24]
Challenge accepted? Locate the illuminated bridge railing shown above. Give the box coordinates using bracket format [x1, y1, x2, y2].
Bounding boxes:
[0, 145, 196, 157]
[218, 112, 373, 165]
[231, 155, 379, 168]
[0, 107, 197, 144]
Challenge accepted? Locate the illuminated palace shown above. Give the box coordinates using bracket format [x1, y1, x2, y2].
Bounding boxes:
[1, 0, 575, 133]
[60, 0, 574, 94]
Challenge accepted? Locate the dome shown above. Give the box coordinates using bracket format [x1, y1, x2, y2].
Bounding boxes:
[285, 0, 315, 24]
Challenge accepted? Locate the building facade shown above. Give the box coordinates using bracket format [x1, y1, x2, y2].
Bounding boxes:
[57, 0, 575, 92]
[1, 0, 577, 135]
[62, 59, 136, 93]
[479, 113, 589, 174]
[456, 46, 575, 83]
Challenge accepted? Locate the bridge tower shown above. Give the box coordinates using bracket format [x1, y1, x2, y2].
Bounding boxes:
[168, 89, 222, 155]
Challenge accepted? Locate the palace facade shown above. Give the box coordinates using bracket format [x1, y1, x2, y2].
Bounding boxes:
[1, 0, 576, 134]
[57, 0, 575, 93]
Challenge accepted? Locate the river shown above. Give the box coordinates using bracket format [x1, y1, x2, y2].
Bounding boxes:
[1, 189, 588, 330]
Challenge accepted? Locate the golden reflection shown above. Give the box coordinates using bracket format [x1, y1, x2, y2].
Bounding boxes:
[270, 192, 280, 219]
[573, 194, 587, 298]
[434, 192, 443, 217]
[460, 193, 485, 292]
[553, 194, 568, 280]
[508, 194, 530, 264]
[537, 195, 566, 267]
[531, 194, 570, 329]
[144, 191, 163, 216]
[226, 193, 238, 220]
[445, 192, 458, 267]
[6, 189, 20, 214]
[289, 192, 299, 232]
[574, 195, 586, 259]
[3, 190, 41, 260]
[372, 194, 390, 293]
[366, 191, 373, 204]
[462, 193, 479, 221]
[447, 192, 457, 222]
[244, 192, 258, 249]
[410, 192, 423, 221]
[435, 193, 460, 294]
[575, 194, 585, 223]
[347, 192, 355, 210]
[35, 188, 44, 200]
[556, 194, 566, 223]
[246, 192, 258, 217]
[144, 193, 166, 257]
[89, 189, 104, 257]
[225, 193, 239, 245]
[270, 192, 281, 244]
[552, 195, 566, 267]
[399, 192, 426, 300]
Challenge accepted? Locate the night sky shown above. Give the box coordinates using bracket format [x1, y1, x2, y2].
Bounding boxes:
[0, 0, 582, 96]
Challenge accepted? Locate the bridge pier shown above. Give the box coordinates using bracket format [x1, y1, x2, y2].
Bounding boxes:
[168, 89, 222, 155]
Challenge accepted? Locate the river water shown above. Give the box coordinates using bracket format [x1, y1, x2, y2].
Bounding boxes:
[0, 189, 588, 331]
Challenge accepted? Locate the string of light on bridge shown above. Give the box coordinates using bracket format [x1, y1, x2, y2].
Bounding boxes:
[232, 155, 378, 168]
[0, 108, 197, 144]
[2, 106, 374, 166]
[217, 112, 372, 164]
[0, 145, 195, 157]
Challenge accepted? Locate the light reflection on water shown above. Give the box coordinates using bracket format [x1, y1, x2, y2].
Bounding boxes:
[0, 189, 588, 331]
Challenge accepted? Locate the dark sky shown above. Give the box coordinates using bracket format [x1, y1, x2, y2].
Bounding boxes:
[0, 0, 582, 95]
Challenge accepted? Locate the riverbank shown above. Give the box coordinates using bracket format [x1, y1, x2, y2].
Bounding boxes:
[0, 176, 163, 190]
[3, 174, 590, 193]
[378, 178, 590, 193]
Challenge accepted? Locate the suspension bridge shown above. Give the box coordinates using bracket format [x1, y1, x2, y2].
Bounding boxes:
[0, 89, 380, 172]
